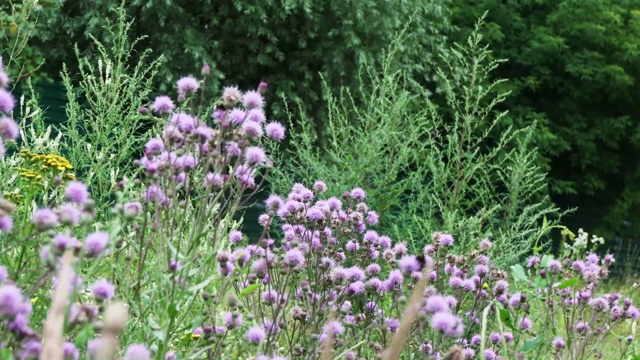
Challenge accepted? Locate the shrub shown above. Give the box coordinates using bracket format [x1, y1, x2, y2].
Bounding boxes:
[268, 16, 565, 267]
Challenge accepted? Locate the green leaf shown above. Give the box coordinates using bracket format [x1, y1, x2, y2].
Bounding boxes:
[520, 336, 543, 353]
[240, 283, 260, 297]
[168, 303, 178, 317]
[0, 348, 15, 360]
[510, 264, 528, 282]
[542, 215, 548, 229]
[557, 277, 579, 289]
[188, 274, 216, 292]
[540, 255, 550, 268]
[498, 309, 516, 331]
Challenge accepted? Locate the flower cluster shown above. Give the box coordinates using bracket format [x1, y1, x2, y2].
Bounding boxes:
[138, 78, 284, 209]
[0, 173, 155, 358]
[158, 180, 637, 359]
[0, 58, 19, 232]
[184, 182, 465, 358]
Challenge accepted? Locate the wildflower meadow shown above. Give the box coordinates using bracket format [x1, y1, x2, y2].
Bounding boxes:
[0, 2, 639, 360]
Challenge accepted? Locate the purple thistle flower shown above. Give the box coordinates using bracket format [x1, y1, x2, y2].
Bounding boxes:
[464, 348, 475, 358]
[313, 180, 327, 193]
[265, 121, 286, 141]
[477, 255, 490, 265]
[588, 297, 610, 312]
[123, 202, 142, 220]
[475, 264, 489, 277]
[322, 320, 345, 336]
[84, 231, 109, 256]
[363, 300, 378, 312]
[430, 312, 464, 337]
[363, 230, 379, 244]
[228, 109, 246, 125]
[520, 317, 532, 330]
[346, 240, 359, 252]
[247, 108, 265, 123]
[603, 254, 615, 265]
[306, 207, 324, 221]
[145, 138, 164, 155]
[348, 281, 366, 295]
[65, 181, 89, 204]
[386, 318, 400, 332]
[526, 255, 540, 268]
[0, 215, 12, 233]
[177, 76, 199, 95]
[244, 326, 267, 344]
[504, 332, 514, 343]
[377, 236, 392, 249]
[387, 270, 404, 288]
[0, 284, 26, 318]
[489, 332, 501, 344]
[393, 243, 408, 257]
[204, 172, 225, 188]
[398, 255, 421, 274]
[242, 90, 263, 109]
[366, 263, 381, 276]
[63, 342, 79, 360]
[222, 86, 242, 106]
[32, 209, 58, 230]
[229, 231, 243, 244]
[438, 233, 454, 246]
[626, 306, 639, 320]
[91, 279, 115, 300]
[572, 260, 586, 273]
[509, 293, 522, 308]
[493, 280, 508, 296]
[483, 349, 497, 360]
[449, 276, 463, 289]
[425, 295, 450, 314]
[346, 266, 365, 282]
[547, 259, 563, 273]
[462, 279, 476, 292]
[0, 116, 19, 140]
[151, 96, 175, 114]
[57, 204, 80, 226]
[201, 64, 210, 76]
[245, 146, 267, 166]
[242, 120, 263, 138]
[20, 340, 41, 358]
[586, 252, 600, 264]
[349, 187, 366, 201]
[552, 337, 566, 350]
[123, 344, 151, 360]
[0, 89, 15, 114]
[284, 248, 305, 268]
[366, 211, 379, 225]
[471, 335, 482, 346]
[575, 321, 588, 333]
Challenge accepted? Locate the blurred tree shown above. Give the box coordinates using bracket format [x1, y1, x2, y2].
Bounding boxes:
[450, 0, 640, 237]
[0, 0, 56, 84]
[31, 0, 453, 135]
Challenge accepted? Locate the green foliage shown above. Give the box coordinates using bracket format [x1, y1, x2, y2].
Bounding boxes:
[269, 17, 562, 266]
[30, 0, 453, 126]
[450, 0, 640, 237]
[59, 7, 164, 211]
[0, 0, 52, 83]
